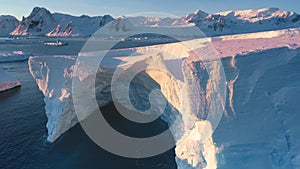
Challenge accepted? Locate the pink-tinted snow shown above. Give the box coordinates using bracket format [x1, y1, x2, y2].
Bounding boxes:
[213, 34, 300, 58]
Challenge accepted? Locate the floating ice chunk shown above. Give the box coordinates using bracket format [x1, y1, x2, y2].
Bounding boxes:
[0, 68, 20, 92]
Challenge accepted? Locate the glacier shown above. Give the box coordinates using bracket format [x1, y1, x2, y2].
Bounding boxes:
[28, 28, 300, 168]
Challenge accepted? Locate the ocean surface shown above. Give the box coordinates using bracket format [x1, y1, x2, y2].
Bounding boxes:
[0, 38, 177, 169]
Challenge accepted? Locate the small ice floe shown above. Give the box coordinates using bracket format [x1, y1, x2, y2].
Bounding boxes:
[0, 68, 21, 92]
[0, 51, 32, 63]
[43, 40, 68, 46]
[0, 37, 13, 42]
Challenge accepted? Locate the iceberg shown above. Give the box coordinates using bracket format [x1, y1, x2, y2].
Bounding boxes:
[0, 68, 21, 92]
[29, 37, 224, 169]
[28, 28, 300, 168]
[0, 51, 32, 63]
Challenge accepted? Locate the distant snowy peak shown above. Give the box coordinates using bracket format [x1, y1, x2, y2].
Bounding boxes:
[100, 15, 114, 27]
[141, 17, 180, 26]
[184, 10, 209, 22]
[218, 8, 299, 23]
[49, 13, 114, 36]
[11, 7, 114, 36]
[0, 15, 19, 36]
[181, 8, 300, 35]
[11, 7, 55, 35]
[216, 8, 300, 26]
[114, 16, 187, 27]
[101, 16, 177, 33]
[106, 17, 134, 32]
[182, 10, 229, 32]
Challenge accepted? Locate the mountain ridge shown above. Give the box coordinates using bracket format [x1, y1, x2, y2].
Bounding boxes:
[1, 7, 300, 37]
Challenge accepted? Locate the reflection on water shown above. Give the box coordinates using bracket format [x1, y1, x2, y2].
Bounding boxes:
[0, 87, 21, 101]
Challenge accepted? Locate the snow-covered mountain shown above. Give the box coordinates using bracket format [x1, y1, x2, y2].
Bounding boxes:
[2, 7, 300, 37]
[46, 13, 113, 36]
[88, 7, 300, 37]
[215, 8, 300, 34]
[11, 7, 56, 35]
[10, 7, 113, 36]
[0, 15, 19, 36]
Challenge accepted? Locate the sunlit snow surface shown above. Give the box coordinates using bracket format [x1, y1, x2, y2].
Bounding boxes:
[28, 28, 300, 169]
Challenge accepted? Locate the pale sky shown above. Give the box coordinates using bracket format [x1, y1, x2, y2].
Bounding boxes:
[0, 0, 299, 20]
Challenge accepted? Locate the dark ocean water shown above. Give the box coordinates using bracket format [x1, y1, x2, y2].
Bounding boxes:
[0, 39, 177, 169]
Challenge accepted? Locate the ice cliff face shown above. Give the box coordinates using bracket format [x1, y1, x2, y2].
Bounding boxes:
[29, 37, 225, 168]
[213, 47, 300, 169]
[209, 29, 300, 168]
[28, 56, 78, 141]
[11, 7, 113, 36]
[29, 28, 300, 168]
